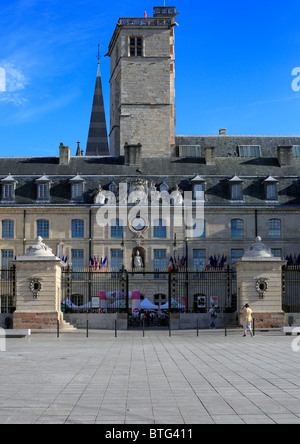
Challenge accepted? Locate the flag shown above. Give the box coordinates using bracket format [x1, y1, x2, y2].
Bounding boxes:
[205, 260, 210, 270]
[144, 10, 147, 18]
[168, 257, 173, 272]
[101, 257, 107, 270]
[89, 256, 94, 270]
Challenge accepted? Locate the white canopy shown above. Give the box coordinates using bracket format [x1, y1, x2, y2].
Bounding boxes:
[140, 298, 159, 310]
[160, 298, 185, 309]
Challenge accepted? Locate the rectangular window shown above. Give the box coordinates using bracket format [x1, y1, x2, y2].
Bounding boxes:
[38, 184, 48, 200]
[111, 249, 123, 271]
[3, 184, 13, 199]
[179, 145, 201, 157]
[193, 249, 206, 270]
[153, 220, 167, 238]
[231, 219, 244, 239]
[129, 37, 143, 57]
[1, 249, 13, 279]
[154, 249, 166, 279]
[268, 219, 281, 239]
[238, 145, 261, 157]
[2, 220, 14, 238]
[37, 220, 49, 239]
[193, 184, 205, 200]
[292, 146, 300, 158]
[72, 249, 84, 279]
[72, 220, 84, 238]
[266, 183, 278, 200]
[72, 183, 83, 199]
[231, 183, 243, 200]
[111, 219, 123, 238]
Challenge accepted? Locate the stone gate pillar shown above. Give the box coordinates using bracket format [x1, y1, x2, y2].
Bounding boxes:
[13, 237, 65, 329]
[235, 236, 286, 328]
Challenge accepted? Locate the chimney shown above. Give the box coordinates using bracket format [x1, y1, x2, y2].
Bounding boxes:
[59, 143, 70, 164]
[124, 143, 142, 166]
[277, 146, 293, 166]
[205, 147, 215, 165]
[219, 128, 227, 136]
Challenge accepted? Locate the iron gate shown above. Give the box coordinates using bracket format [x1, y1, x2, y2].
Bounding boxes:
[282, 265, 300, 313]
[61, 266, 236, 316]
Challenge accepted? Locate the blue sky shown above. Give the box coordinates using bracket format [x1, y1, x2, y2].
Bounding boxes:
[1, 0, 300, 157]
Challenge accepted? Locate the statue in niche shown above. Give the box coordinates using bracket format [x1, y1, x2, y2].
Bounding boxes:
[134, 251, 144, 269]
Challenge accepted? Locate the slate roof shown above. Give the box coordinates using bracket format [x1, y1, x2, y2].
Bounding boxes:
[1, 134, 300, 206]
[85, 63, 109, 156]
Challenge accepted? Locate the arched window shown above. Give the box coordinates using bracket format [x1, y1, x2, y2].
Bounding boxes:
[268, 219, 281, 239]
[231, 219, 244, 239]
[37, 219, 49, 239]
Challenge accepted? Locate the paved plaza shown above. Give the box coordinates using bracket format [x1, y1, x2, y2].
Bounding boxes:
[0, 329, 300, 424]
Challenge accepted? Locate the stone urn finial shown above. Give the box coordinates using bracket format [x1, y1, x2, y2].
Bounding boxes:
[25, 237, 55, 258]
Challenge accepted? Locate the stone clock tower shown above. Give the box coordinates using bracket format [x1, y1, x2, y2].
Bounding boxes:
[107, 6, 179, 157]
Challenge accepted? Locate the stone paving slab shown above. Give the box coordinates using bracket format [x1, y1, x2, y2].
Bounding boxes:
[0, 329, 300, 424]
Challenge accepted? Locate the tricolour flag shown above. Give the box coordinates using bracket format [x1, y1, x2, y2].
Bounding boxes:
[168, 257, 173, 272]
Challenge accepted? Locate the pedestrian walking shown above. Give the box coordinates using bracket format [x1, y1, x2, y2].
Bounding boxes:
[208, 304, 217, 329]
[240, 303, 253, 337]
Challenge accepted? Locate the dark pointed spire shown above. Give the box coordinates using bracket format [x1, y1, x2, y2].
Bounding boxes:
[86, 42, 109, 156]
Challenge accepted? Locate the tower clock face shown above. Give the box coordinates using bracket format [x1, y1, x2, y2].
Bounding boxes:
[131, 217, 146, 231]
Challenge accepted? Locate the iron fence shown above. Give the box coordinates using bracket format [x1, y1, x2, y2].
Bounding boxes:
[282, 265, 300, 313]
[61, 266, 237, 315]
[0, 266, 16, 314]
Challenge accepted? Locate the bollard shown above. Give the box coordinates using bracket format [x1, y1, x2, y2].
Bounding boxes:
[115, 320, 117, 338]
[87, 320, 89, 338]
[57, 319, 59, 338]
[197, 319, 199, 337]
[143, 318, 145, 338]
[224, 313, 227, 337]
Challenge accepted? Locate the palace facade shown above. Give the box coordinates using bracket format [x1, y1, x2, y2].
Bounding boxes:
[1, 6, 300, 314]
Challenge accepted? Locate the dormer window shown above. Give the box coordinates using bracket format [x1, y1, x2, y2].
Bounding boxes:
[264, 176, 278, 201]
[229, 175, 243, 201]
[238, 145, 261, 158]
[36, 175, 51, 201]
[1, 174, 17, 202]
[191, 175, 205, 200]
[70, 174, 85, 201]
